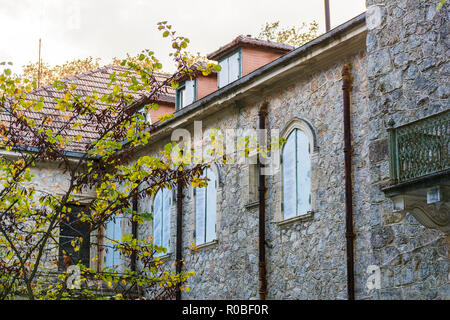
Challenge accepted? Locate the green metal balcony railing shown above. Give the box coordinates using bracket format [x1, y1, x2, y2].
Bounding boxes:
[388, 109, 450, 184]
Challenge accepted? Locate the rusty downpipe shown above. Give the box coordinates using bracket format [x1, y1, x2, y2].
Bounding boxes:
[96, 227, 104, 273]
[131, 191, 138, 272]
[342, 63, 355, 300]
[175, 172, 184, 300]
[258, 102, 268, 300]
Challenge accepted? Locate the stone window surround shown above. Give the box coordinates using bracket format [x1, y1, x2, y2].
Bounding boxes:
[243, 152, 260, 208]
[190, 163, 223, 248]
[194, 239, 219, 251]
[273, 118, 319, 225]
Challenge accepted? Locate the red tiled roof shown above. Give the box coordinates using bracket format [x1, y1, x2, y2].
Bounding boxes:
[207, 35, 294, 61]
[1, 65, 175, 153]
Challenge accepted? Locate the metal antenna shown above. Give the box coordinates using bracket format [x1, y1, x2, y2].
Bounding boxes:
[38, 38, 42, 87]
[324, 0, 331, 32]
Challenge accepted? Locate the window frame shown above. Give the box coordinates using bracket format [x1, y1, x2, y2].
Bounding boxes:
[152, 187, 172, 255]
[279, 119, 317, 223]
[176, 79, 197, 110]
[104, 214, 123, 271]
[58, 204, 91, 271]
[217, 48, 242, 88]
[194, 167, 217, 245]
[281, 128, 311, 219]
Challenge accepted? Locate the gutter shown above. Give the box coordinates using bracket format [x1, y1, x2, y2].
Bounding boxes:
[0, 146, 91, 160]
[342, 63, 355, 300]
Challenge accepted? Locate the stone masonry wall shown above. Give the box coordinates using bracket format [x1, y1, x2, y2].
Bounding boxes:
[362, 0, 449, 299]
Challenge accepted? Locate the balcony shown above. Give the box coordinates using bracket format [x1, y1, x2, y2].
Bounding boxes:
[383, 109, 449, 234]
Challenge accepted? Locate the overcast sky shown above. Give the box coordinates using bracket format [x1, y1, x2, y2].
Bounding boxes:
[0, 0, 366, 74]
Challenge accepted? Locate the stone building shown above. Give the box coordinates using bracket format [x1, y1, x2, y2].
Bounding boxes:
[5, 0, 449, 299]
[132, 0, 448, 300]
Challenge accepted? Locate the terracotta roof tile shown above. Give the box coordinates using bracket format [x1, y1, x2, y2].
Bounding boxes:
[2, 65, 175, 153]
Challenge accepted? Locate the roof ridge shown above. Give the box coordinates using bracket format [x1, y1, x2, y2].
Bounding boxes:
[29, 64, 114, 94]
[207, 34, 294, 61]
[28, 64, 176, 97]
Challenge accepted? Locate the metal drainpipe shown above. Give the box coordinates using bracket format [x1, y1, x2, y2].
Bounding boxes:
[131, 191, 138, 272]
[97, 227, 104, 273]
[342, 63, 355, 300]
[175, 174, 184, 300]
[258, 102, 268, 300]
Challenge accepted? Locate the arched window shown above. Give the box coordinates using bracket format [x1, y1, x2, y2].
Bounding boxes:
[282, 128, 311, 219]
[105, 215, 122, 271]
[153, 188, 171, 253]
[195, 167, 217, 245]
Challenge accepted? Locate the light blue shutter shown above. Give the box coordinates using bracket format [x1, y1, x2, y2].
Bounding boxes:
[105, 215, 122, 270]
[153, 190, 162, 247]
[205, 169, 217, 243]
[162, 189, 171, 250]
[113, 215, 122, 270]
[195, 186, 206, 244]
[218, 59, 229, 88]
[228, 51, 240, 83]
[146, 111, 152, 124]
[184, 80, 195, 106]
[105, 218, 114, 268]
[282, 131, 297, 219]
[296, 130, 311, 215]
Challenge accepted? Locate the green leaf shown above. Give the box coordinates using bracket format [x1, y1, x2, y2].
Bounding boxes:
[121, 234, 133, 242]
[437, 0, 446, 10]
[170, 81, 179, 89]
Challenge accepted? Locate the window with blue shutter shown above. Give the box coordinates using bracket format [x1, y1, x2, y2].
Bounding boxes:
[282, 129, 311, 219]
[218, 58, 229, 88]
[176, 80, 196, 110]
[153, 188, 171, 255]
[218, 49, 241, 88]
[194, 168, 217, 245]
[105, 214, 122, 271]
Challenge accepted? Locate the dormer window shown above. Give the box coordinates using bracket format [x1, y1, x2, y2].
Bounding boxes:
[207, 36, 293, 89]
[176, 79, 196, 110]
[218, 49, 241, 88]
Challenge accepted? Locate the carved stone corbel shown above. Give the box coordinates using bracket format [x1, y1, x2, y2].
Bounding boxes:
[392, 189, 450, 234]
